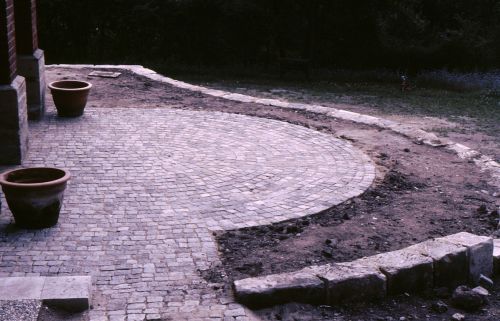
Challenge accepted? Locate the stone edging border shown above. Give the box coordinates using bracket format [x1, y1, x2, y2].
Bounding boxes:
[48, 64, 500, 190]
[233, 232, 499, 308]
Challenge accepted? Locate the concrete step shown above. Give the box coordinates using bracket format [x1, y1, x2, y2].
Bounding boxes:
[0, 275, 91, 313]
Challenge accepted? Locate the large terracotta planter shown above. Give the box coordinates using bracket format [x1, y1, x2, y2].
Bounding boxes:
[48, 80, 92, 117]
[0, 167, 70, 229]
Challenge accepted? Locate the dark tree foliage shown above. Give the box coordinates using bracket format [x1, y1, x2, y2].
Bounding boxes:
[38, 0, 500, 70]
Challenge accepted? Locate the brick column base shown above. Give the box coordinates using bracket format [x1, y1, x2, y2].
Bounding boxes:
[17, 49, 45, 120]
[0, 76, 29, 165]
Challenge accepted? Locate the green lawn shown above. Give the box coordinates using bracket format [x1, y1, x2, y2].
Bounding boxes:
[191, 79, 498, 135]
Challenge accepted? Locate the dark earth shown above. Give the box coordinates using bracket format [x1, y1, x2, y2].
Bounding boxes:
[37, 303, 87, 321]
[48, 67, 500, 321]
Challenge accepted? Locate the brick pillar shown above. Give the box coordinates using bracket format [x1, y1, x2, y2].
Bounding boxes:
[0, 0, 29, 165]
[0, 0, 16, 84]
[14, 0, 45, 120]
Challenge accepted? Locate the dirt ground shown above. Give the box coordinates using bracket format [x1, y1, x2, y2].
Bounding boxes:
[47, 67, 500, 321]
[37, 304, 88, 321]
[255, 281, 500, 321]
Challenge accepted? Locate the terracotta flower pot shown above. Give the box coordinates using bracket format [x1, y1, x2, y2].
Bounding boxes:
[48, 80, 92, 117]
[0, 167, 70, 229]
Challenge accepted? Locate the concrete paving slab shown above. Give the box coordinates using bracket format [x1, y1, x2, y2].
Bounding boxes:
[0, 277, 45, 300]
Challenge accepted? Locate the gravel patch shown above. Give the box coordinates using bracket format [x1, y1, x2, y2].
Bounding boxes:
[0, 300, 41, 321]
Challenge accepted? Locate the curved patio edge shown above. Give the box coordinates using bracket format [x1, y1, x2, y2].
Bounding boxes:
[47, 64, 500, 190]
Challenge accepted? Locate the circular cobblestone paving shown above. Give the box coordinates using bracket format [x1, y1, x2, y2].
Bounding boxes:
[0, 108, 374, 320]
[21, 108, 375, 230]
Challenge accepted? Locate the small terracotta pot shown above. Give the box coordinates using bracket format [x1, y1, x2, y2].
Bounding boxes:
[0, 167, 70, 229]
[48, 80, 92, 117]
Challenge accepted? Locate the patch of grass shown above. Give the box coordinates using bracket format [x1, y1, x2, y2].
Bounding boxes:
[330, 83, 499, 126]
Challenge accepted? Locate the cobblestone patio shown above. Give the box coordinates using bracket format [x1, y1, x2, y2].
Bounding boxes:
[0, 68, 375, 320]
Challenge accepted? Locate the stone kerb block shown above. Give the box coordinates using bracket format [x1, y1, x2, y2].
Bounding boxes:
[494, 239, 500, 275]
[234, 263, 388, 308]
[234, 268, 324, 308]
[356, 249, 433, 295]
[315, 262, 386, 304]
[254, 98, 285, 107]
[407, 239, 468, 288]
[222, 93, 256, 103]
[438, 232, 493, 284]
[17, 49, 46, 120]
[143, 73, 168, 83]
[41, 276, 92, 312]
[200, 88, 227, 97]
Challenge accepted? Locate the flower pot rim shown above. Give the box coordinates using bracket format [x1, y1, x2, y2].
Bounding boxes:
[48, 80, 92, 91]
[0, 167, 71, 189]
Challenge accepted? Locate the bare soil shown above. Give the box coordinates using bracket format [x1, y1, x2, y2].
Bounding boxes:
[37, 304, 88, 321]
[255, 281, 500, 321]
[215, 166, 496, 280]
[47, 67, 500, 321]
[37, 305, 89, 321]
